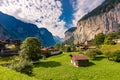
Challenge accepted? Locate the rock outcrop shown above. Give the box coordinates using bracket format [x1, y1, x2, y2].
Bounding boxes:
[65, 27, 77, 41]
[73, 3, 120, 44]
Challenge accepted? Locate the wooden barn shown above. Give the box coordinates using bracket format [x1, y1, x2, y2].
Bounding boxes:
[70, 54, 89, 67]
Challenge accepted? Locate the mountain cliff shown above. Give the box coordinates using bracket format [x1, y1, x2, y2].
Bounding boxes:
[0, 12, 56, 46]
[71, 0, 120, 44]
[64, 27, 76, 45]
[39, 28, 56, 47]
[54, 36, 64, 44]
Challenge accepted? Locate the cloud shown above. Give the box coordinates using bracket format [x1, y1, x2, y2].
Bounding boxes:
[71, 0, 105, 26]
[0, 0, 66, 38]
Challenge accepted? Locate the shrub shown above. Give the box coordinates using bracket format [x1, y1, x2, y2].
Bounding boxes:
[104, 51, 112, 59]
[86, 49, 103, 60]
[86, 50, 97, 60]
[94, 49, 103, 55]
[111, 50, 120, 62]
[105, 50, 120, 62]
[10, 60, 33, 75]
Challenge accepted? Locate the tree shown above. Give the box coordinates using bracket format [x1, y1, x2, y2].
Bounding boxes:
[19, 37, 41, 62]
[10, 60, 33, 75]
[93, 33, 105, 45]
[54, 43, 61, 49]
[104, 33, 116, 45]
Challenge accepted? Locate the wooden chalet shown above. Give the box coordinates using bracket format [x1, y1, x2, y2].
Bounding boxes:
[70, 54, 89, 67]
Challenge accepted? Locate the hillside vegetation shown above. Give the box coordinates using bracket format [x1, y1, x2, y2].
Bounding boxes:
[100, 43, 120, 53]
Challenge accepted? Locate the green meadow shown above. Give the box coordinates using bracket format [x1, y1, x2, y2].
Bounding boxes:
[33, 52, 120, 80]
[0, 66, 37, 80]
[0, 51, 120, 80]
[100, 43, 120, 52]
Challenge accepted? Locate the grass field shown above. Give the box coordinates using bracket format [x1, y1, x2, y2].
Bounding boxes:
[100, 43, 120, 53]
[0, 51, 120, 80]
[0, 66, 37, 80]
[0, 56, 19, 66]
[33, 52, 120, 80]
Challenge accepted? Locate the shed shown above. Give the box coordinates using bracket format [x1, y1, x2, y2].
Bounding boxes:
[70, 54, 89, 67]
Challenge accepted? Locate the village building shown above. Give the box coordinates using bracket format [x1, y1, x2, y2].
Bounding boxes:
[70, 54, 89, 67]
[0, 39, 21, 57]
[88, 46, 97, 49]
[41, 47, 62, 57]
[79, 46, 88, 50]
[113, 39, 120, 44]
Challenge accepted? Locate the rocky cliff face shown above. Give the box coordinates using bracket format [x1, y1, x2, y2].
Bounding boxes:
[64, 27, 76, 45]
[65, 27, 77, 41]
[73, 3, 120, 44]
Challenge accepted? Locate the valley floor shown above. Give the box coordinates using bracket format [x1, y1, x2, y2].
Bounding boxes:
[33, 52, 120, 80]
[0, 52, 120, 80]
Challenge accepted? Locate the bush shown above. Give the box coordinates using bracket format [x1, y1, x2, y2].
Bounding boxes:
[104, 51, 112, 59]
[86, 50, 97, 60]
[10, 60, 33, 75]
[105, 50, 120, 62]
[86, 49, 103, 60]
[94, 49, 103, 55]
[111, 50, 120, 62]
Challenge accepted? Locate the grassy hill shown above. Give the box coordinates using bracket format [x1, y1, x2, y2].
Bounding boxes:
[33, 52, 120, 80]
[100, 43, 120, 53]
[0, 66, 37, 80]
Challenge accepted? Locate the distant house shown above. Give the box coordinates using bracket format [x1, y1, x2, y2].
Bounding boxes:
[70, 54, 89, 67]
[88, 46, 97, 49]
[5, 39, 21, 46]
[0, 39, 20, 57]
[113, 39, 120, 44]
[41, 47, 62, 56]
[79, 46, 87, 50]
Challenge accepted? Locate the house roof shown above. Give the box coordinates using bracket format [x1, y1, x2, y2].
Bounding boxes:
[70, 54, 88, 61]
[88, 46, 97, 49]
[41, 48, 48, 51]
